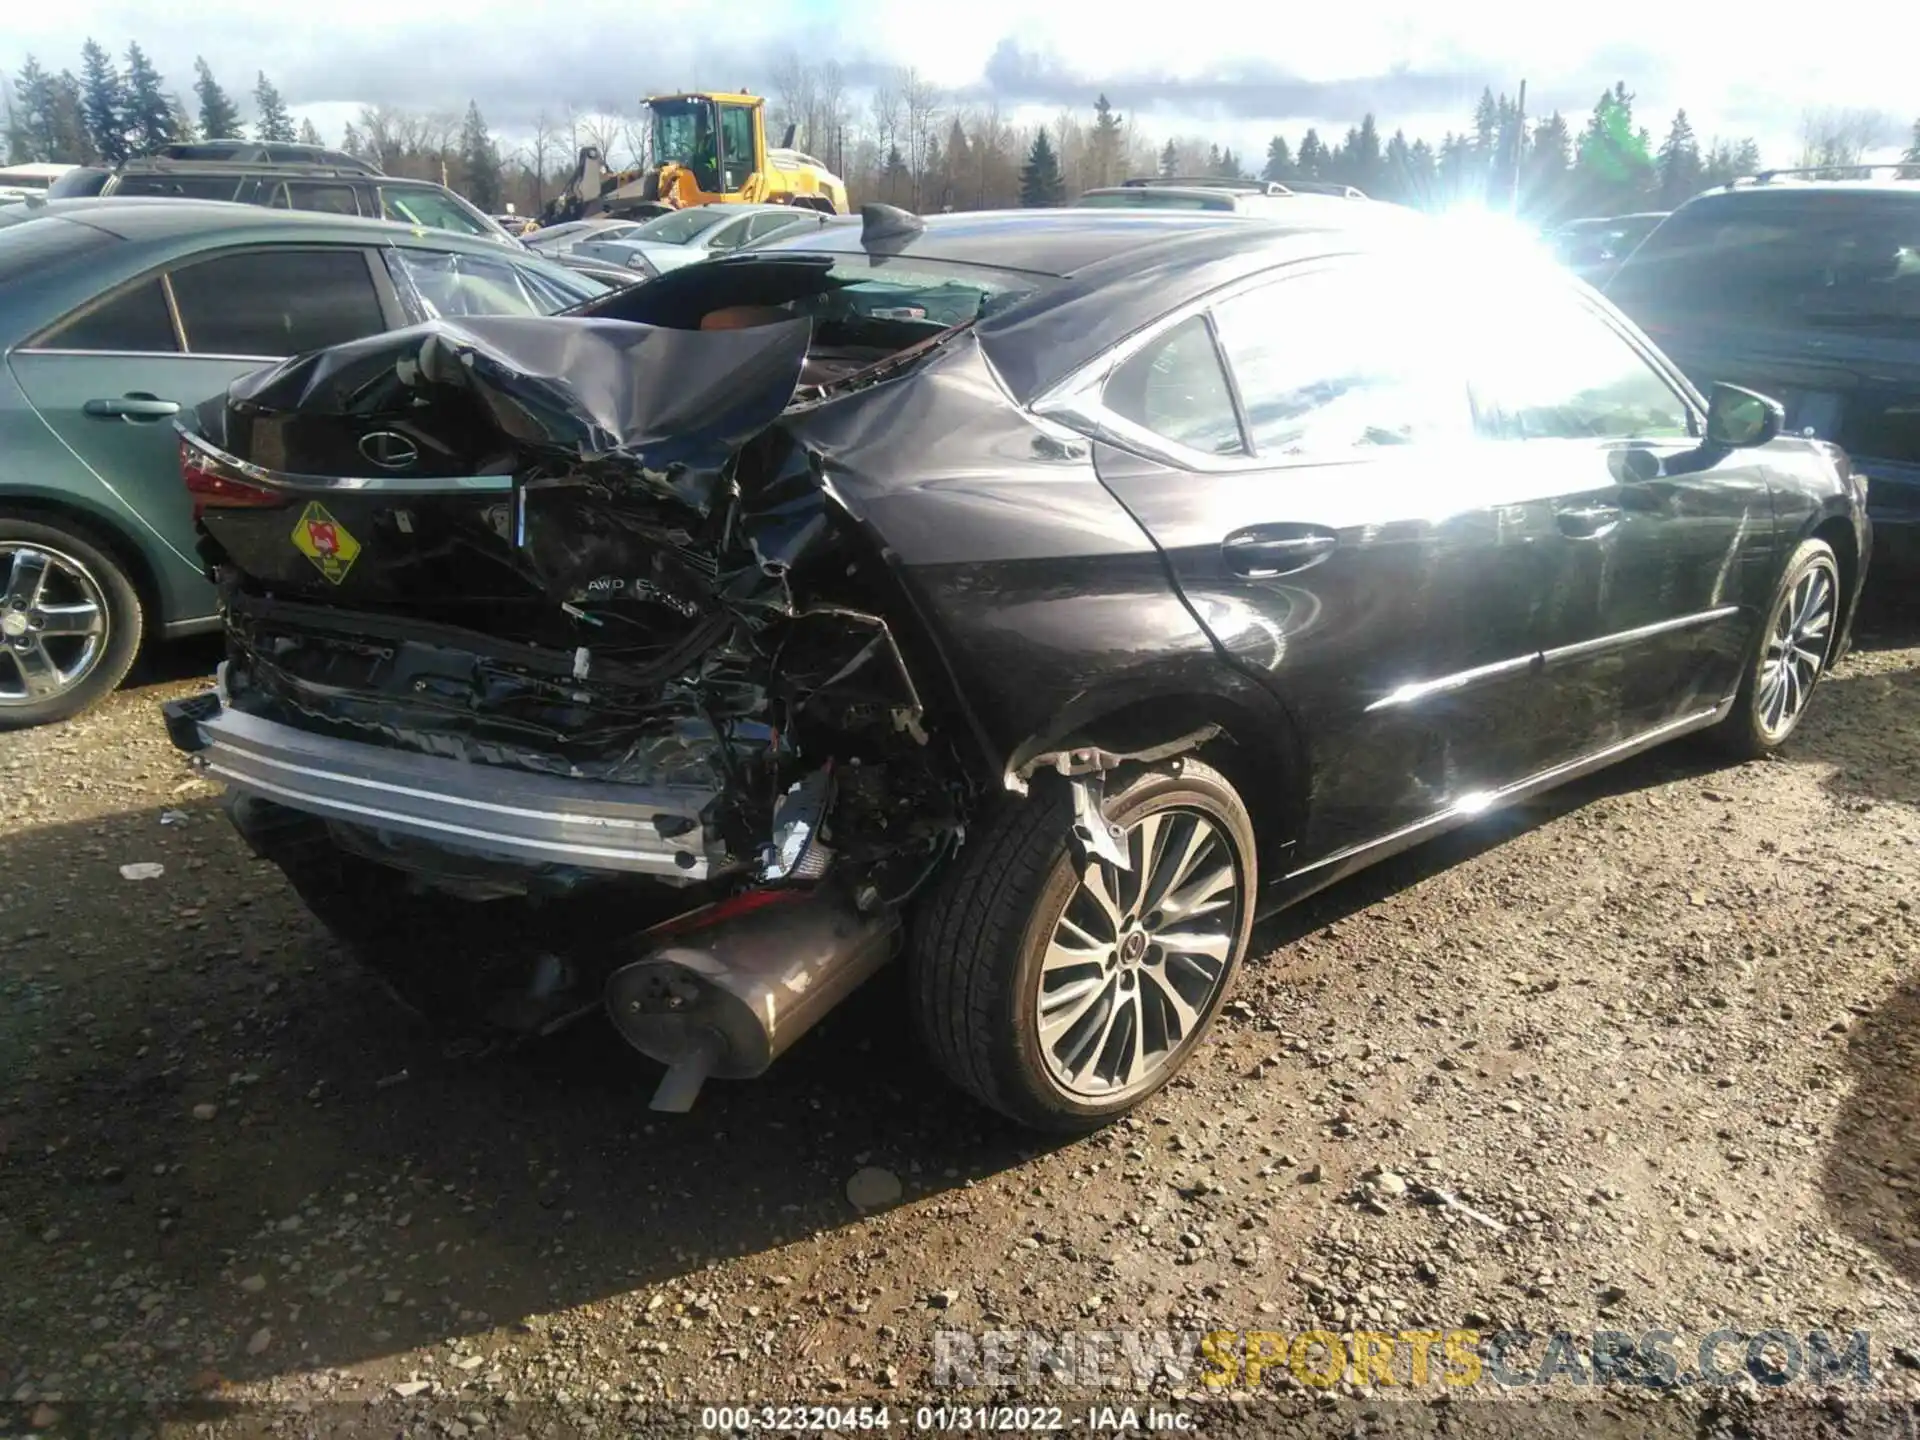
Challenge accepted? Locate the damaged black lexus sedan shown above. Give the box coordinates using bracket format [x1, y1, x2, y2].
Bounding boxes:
[163, 203, 1869, 1131]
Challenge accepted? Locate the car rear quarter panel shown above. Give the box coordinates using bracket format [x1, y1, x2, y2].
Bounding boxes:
[781, 337, 1297, 794]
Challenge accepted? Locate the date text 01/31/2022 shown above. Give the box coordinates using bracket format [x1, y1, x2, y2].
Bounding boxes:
[697, 1405, 1194, 1431]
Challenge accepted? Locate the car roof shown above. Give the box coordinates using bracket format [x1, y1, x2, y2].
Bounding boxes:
[751, 204, 1433, 399]
[14, 197, 503, 248]
[754, 206, 1298, 276]
[1691, 179, 1920, 203]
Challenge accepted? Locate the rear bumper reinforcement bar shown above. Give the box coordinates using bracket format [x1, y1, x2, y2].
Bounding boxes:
[163, 681, 725, 883]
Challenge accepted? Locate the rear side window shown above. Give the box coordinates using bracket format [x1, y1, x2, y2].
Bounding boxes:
[1209, 264, 1474, 456]
[35, 278, 178, 353]
[109, 174, 245, 201]
[379, 186, 488, 236]
[1104, 314, 1246, 456]
[1609, 194, 1920, 329]
[169, 249, 386, 357]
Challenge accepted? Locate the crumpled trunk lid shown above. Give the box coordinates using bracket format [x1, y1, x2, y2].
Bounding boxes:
[187, 314, 814, 627]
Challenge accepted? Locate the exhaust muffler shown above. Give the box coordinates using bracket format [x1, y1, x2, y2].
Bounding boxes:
[604, 887, 898, 1112]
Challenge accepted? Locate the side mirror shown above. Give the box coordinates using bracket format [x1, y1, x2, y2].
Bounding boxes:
[1705, 383, 1783, 449]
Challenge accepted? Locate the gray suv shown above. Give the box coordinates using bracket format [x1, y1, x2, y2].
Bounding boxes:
[86, 142, 514, 246]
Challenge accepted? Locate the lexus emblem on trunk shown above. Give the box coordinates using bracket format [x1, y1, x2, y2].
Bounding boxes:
[358, 431, 420, 471]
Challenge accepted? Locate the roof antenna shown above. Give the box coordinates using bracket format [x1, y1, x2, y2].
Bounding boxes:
[860, 203, 923, 247]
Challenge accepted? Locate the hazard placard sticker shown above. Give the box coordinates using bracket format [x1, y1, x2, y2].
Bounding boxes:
[291, 501, 361, 585]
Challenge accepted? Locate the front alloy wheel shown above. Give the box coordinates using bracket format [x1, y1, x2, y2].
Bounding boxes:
[1712, 536, 1841, 758]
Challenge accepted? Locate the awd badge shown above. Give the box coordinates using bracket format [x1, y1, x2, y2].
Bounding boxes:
[291, 501, 361, 585]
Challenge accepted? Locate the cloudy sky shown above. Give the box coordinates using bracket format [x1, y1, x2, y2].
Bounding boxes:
[6, 0, 1912, 168]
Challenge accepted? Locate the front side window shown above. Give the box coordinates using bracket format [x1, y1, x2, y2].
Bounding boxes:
[1208, 264, 1474, 457]
[631, 207, 733, 246]
[379, 186, 489, 237]
[1103, 314, 1245, 456]
[704, 215, 756, 253]
[269, 181, 362, 216]
[387, 247, 589, 318]
[169, 248, 385, 357]
[34, 278, 178, 353]
[1467, 284, 1693, 441]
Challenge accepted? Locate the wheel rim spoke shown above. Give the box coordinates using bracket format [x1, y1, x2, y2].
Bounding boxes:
[35, 602, 103, 637]
[11, 641, 63, 698]
[1756, 560, 1836, 739]
[1037, 802, 1245, 1100]
[5, 548, 51, 611]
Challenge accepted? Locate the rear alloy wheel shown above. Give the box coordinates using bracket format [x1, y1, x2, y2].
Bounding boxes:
[1712, 537, 1840, 758]
[912, 758, 1256, 1132]
[0, 518, 143, 730]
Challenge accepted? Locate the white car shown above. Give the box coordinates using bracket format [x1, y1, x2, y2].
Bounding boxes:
[0, 163, 76, 206]
[572, 204, 834, 276]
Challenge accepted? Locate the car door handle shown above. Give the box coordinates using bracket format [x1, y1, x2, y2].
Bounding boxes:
[1555, 504, 1622, 538]
[1222, 526, 1339, 577]
[84, 394, 181, 422]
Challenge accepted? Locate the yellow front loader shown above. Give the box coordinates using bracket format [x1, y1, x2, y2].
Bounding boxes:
[543, 92, 848, 224]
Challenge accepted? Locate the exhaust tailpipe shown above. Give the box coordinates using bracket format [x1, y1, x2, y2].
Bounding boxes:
[604, 887, 897, 1112]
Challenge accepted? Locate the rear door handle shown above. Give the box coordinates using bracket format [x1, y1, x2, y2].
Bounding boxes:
[83, 394, 180, 422]
[1555, 504, 1622, 538]
[1222, 526, 1339, 577]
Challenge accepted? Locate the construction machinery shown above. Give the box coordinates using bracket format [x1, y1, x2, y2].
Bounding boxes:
[543, 92, 848, 225]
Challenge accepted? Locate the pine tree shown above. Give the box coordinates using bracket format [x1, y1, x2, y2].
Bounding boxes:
[298, 118, 323, 147]
[1656, 109, 1702, 207]
[1576, 81, 1654, 208]
[79, 39, 128, 165]
[1215, 145, 1242, 179]
[193, 58, 242, 140]
[253, 72, 294, 144]
[1381, 129, 1411, 198]
[457, 101, 501, 210]
[1087, 93, 1124, 188]
[1900, 118, 1920, 180]
[122, 42, 176, 155]
[1295, 128, 1326, 179]
[1472, 87, 1499, 159]
[1347, 114, 1382, 192]
[51, 72, 95, 163]
[1018, 127, 1064, 206]
[1262, 135, 1293, 183]
[4, 96, 27, 165]
[12, 57, 60, 162]
[1158, 138, 1177, 178]
[169, 94, 197, 144]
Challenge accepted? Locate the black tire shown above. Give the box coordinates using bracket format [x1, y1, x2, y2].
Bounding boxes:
[910, 758, 1257, 1132]
[1711, 536, 1841, 759]
[0, 514, 144, 730]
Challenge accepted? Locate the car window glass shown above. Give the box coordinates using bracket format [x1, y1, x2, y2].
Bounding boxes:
[746, 211, 805, 241]
[1609, 195, 1920, 329]
[110, 174, 244, 201]
[269, 181, 361, 216]
[1209, 265, 1474, 456]
[1468, 284, 1692, 441]
[719, 104, 755, 191]
[170, 249, 385, 357]
[387, 247, 583, 318]
[379, 186, 488, 236]
[35, 277, 178, 352]
[1103, 313, 1245, 456]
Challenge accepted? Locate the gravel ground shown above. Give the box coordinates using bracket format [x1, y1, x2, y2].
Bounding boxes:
[4, 600, 1920, 1440]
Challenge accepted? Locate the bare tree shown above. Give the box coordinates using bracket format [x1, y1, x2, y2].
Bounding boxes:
[815, 60, 848, 169]
[868, 82, 902, 200]
[527, 111, 559, 206]
[1797, 106, 1890, 172]
[575, 110, 628, 169]
[899, 67, 942, 208]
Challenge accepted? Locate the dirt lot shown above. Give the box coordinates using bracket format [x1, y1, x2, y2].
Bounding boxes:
[4, 601, 1920, 1439]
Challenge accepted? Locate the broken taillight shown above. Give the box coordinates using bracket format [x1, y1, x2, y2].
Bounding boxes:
[180, 437, 285, 518]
